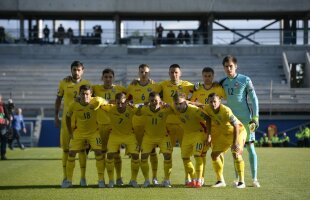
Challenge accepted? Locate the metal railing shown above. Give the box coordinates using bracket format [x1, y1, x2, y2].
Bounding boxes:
[1, 28, 309, 45]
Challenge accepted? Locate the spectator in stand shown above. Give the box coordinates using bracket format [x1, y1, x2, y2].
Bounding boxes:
[156, 23, 164, 45]
[259, 133, 270, 147]
[43, 25, 50, 43]
[177, 31, 184, 44]
[57, 24, 65, 44]
[184, 30, 191, 44]
[271, 133, 280, 147]
[280, 132, 290, 147]
[8, 108, 26, 150]
[167, 30, 176, 44]
[67, 27, 74, 44]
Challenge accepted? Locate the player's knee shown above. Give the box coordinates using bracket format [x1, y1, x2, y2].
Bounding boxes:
[68, 151, 77, 157]
[182, 157, 190, 161]
[211, 152, 220, 161]
[141, 153, 149, 160]
[107, 153, 114, 159]
[94, 150, 102, 156]
[163, 153, 171, 160]
[131, 153, 139, 160]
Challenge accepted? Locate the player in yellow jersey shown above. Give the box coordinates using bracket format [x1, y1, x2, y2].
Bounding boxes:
[92, 68, 127, 186]
[158, 64, 193, 184]
[173, 92, 211, 188]
[55, 61, 91, 187]
[127, 64, 161, 185]
[99, 93, 140, 188]
[62, 85, 105, 188]
[189, 67, 226, 185]
[203, 93, 246, 189]
[137, 92, 174, 188]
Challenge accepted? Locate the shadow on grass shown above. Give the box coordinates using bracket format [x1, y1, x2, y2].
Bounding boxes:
[2, 158, 61, 161]
[0, 184, 228, 190]
[3, 158, 97, 161]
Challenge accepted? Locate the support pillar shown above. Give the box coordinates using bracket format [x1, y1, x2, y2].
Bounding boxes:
[18, 13, 25, 43]
[207, 15, 214, 45]
[115, 14, 121, 45]
[303, 18, 309, 45]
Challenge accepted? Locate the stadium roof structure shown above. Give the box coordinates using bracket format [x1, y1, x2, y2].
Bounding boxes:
[0, 0, 310, 20]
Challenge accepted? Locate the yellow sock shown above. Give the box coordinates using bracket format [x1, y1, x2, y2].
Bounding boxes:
[131, 159, 140, 181]
[202, 155, 207, 179]
[114, 153, 122, 179]
[106, 158, 114, 182]
[66, 155, 76, 182]
[95, 154, 104, 181]
[234, 157, 245, 183]
[212, 158, 224, 182]
[195, 156, 203, 180]
[150, 152, 158, 179]
[140, 159, 149, 180]
[102, 153, 106, 180]
[78, 150, 87, 179]
[183, 159, 195, 180]
[62, 151, 68, 180]
[164, 159, 172, 180]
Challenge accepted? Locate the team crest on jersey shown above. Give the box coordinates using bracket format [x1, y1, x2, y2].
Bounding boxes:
[180, 118, 186, 123]
[234, 82, 240, 88]
[178, 85, 183, 90]
[158, 113, 163, 119]
[147, 88, 152, 92]
[125, 113, 130, 118]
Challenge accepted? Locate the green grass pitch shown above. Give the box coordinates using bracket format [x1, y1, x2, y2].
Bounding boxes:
[0, 147, 309, 200]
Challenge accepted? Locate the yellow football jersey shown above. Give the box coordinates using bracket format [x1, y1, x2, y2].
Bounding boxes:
[100, 104, 137, 135]
[191, 83, 226, 104]
[66, 99, 98, 136]
[159, 80, 193, 124]
[93, 84, 127, 124]
[175, 104, 208, 133]
[57, 79, 92, 115]
[203, 104, 244, 134]
[159, 80, 193, 105]
[127, 82, 161, 104]
[137, 106, 174, 138]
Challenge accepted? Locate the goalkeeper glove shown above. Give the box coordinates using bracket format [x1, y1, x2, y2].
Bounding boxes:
[249, 116, 259, 132]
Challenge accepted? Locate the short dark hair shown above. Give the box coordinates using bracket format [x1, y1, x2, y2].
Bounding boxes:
[71, 60, 84, 70]
[149, 91, 160, 99]
[79, 85, 92, 93]
[115, 92, 126, 100]
[139, 64, 150, 70]
[208, 92, 220, 99]
[202, 67, 214, 74]
[102, 68, 115, 77]
[222, 55, 237, 66]
[172, 92, 186, 102]
[169, 64, 181, 70]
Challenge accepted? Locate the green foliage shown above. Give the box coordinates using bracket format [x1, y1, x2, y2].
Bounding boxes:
[0, 148, 310, 200]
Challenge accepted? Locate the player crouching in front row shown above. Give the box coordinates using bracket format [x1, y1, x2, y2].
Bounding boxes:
[173, 92, 211, 188]
[203, 93, 246, 189]
[62, 85, 106, 188]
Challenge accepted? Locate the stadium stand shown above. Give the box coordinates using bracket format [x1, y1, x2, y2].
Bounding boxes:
[0, 45, 309, 118]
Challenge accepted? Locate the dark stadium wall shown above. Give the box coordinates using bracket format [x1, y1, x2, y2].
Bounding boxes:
[38, 119, 60, 147]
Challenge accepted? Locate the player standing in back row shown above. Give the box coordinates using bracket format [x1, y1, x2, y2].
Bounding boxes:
[55, 61, 91, 187]
[220, 55, 260, 187]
